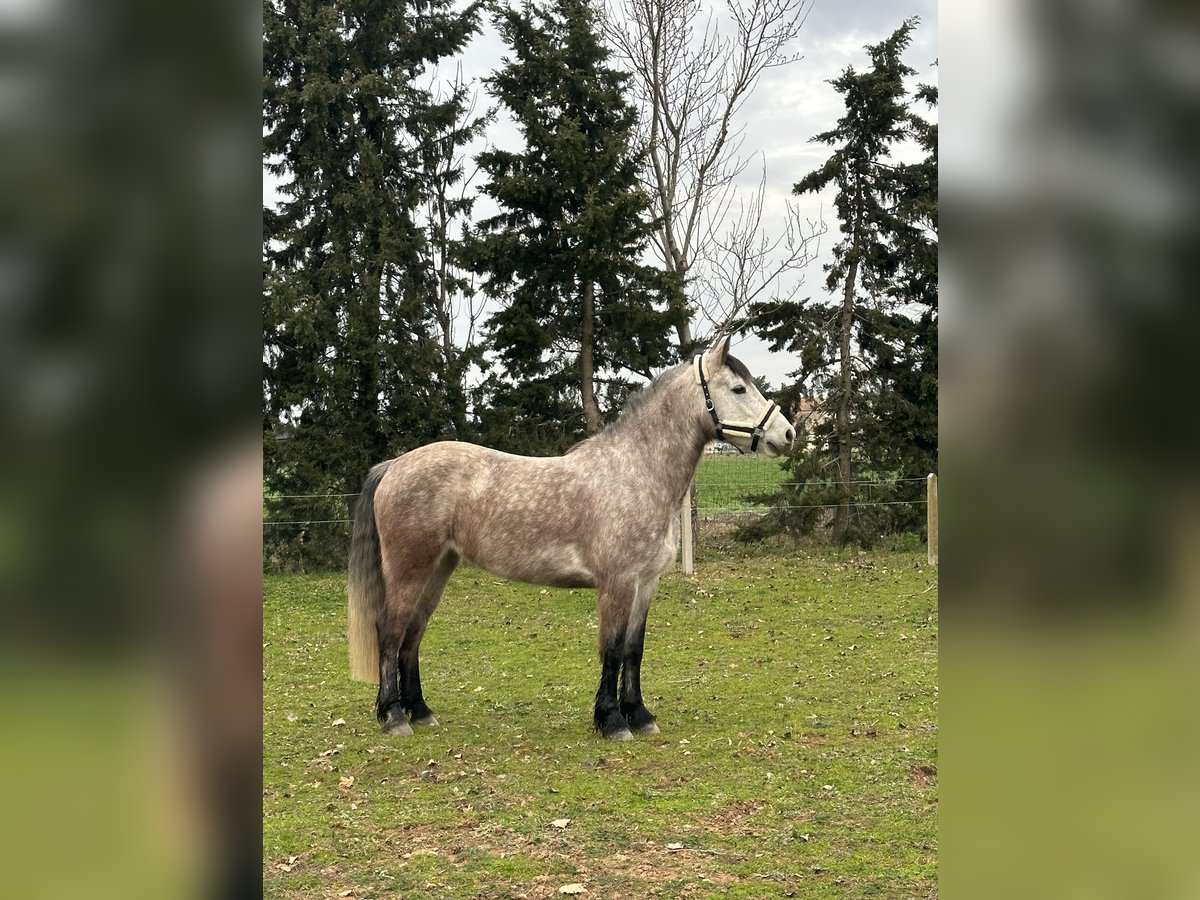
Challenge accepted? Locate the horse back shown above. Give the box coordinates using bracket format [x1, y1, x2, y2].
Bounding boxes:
[373, 442, 597, 587]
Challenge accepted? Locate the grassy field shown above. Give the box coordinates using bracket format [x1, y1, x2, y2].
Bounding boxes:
[264, 546, 938, 898]
[694, 455, 789, 514]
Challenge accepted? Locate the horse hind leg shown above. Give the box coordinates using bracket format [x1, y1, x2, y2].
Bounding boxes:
[377, 544, 451, 736]
[379, 573, 427, 734]
[399, 548, 459, 727]
[620, 577, 660, 735]
[376, 578, 420, 736]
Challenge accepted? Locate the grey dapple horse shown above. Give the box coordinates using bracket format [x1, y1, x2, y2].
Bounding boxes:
[348, 336, 795, 740]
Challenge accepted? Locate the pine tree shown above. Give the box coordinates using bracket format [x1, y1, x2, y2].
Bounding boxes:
[748, 18, 935, 547]
[419, 71, 489, 440]
[471, 0, 682, 439]
[860, 75, 938, 532]
[263, 0, 479, 567]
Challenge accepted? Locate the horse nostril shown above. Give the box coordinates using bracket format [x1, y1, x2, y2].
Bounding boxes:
[785, 428, 795, 443]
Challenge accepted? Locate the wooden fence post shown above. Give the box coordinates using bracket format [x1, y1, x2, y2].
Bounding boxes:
[680, 482, 694, 575]
[927, 472, 938, 566]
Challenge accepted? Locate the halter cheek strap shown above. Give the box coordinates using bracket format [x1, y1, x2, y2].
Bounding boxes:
[693, 354, 781, 454]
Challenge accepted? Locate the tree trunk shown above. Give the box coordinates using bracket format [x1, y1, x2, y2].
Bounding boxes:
[831, 254, 857, 547]
[357, 258, 384, 480]
[580, 279, 603, 434]
[663, 252, 693, 360]
[675, 316, 694, 360]
[432, 194, 467, 439]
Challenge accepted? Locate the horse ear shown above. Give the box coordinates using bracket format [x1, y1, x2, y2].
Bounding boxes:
[706, 334, 732, 368]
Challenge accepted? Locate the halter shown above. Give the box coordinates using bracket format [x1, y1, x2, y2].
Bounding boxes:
[692, 354, 782, 454]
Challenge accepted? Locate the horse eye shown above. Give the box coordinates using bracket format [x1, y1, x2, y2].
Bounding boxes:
[732, 385, 747, 394]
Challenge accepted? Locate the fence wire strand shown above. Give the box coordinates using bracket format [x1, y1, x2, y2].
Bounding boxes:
[264, 519, 352, 526]
[262, 498, 928, 529]
[265, 474, 929, 504]
[262, 457, 933, 568]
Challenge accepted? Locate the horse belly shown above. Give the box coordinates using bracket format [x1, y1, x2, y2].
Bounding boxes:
[463, 538, 595, 589]
[448, 455, 596, 588]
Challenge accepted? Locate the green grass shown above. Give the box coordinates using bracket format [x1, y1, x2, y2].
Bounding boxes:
[264, 547, 937, 898]
[695, 455, 789, 513]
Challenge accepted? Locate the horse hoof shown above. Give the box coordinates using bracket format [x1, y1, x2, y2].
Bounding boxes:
[412, 714, 439, 727]
[383, 713, 413, 736]
[605, 728, 634, 742]
[634, 721, 660, 735]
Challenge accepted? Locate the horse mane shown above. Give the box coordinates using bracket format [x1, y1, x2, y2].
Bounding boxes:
[565, 353, 751, 454]
[725, 353, 753, 383]
[565, 366, 683, 454]
[614, 366, 681, 421]
[616, 353, 753, 422]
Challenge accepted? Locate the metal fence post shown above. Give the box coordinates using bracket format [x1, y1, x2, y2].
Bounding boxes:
[927, 472, 938, 566]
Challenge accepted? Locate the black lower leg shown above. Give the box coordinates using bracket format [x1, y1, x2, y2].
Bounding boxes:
[620, 621, 657, 731]
[375, 608, 412, 734]
[399, 644, 435, 723]
[375, 623, 403, 723]
[593, 634, 630, 737]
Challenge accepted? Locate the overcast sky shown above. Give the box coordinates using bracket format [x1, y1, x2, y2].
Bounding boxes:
[669, 0, 937, 388]
[264, 0, 937, 393]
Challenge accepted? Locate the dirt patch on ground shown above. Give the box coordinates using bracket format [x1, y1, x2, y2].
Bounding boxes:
[910, 763, 937, 791]
[443, 825, 745, 898]
[513, 845, 739, 899]
[794, 732, 829, 746]
[700, 799, 767, 836]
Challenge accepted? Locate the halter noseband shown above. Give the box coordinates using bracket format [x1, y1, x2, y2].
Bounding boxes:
[692, 354, 781, 454]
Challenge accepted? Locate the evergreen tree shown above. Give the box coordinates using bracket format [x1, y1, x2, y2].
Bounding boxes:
[860, 75, 938, 532]
[263, 0, 479, 567]
[419, 72, 489, 440]
[469, 365, 587, 456]
[471, 0, 682, 439]
[748, 19, 936, 546]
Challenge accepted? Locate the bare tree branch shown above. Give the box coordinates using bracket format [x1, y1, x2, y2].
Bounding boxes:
[695, 160, 827, 334]
[413, 63, 488, 434]
[602, 0, 815, 353]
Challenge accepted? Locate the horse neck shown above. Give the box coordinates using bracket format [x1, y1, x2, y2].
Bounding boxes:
[602, 367, 709, 503]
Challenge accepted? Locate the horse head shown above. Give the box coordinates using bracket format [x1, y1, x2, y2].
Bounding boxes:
[695, 336, 795, 457]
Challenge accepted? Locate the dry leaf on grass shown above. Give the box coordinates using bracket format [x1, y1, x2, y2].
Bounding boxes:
[338, 775, 355, 789]
[559, 884, 585, 895]
[550, 818, 571, 829]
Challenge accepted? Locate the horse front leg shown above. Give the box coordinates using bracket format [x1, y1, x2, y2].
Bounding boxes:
[594, 582, 634, 741]
[620, 577, 660, 735]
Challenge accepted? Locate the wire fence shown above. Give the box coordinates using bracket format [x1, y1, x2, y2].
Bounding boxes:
[693, 452, 926, 521]
[263, 453, 931, 570]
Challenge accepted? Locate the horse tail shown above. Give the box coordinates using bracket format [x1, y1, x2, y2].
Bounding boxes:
[348, 460, 391, 683]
